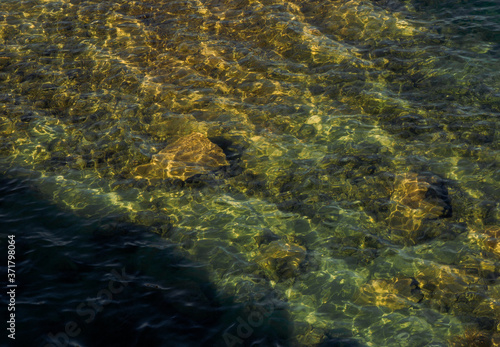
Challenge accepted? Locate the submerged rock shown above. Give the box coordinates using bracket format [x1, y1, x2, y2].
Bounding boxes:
[449, 327, 496, 347]
[478, 225, 500, 256]
[132, 132, 229, 181]
[354, 277, 424, 310]
[254, 240, 307, 282]
[387, 172, 452, 235]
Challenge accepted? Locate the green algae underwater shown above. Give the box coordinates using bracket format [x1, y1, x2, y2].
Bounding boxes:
[0, 0, 499, 345]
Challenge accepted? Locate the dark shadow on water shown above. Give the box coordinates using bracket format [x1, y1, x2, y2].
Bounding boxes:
[0, 176, 292, 347]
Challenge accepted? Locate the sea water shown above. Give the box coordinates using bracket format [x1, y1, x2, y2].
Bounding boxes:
[0, 0, 499, 345]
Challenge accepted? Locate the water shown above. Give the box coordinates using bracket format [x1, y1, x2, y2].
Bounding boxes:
[0, 0, 499, 345]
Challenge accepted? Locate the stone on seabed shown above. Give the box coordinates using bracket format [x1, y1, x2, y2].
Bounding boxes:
[133, 132, 229, 181]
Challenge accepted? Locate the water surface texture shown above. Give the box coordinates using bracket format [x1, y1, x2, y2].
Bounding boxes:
[0, 0, 499, 345]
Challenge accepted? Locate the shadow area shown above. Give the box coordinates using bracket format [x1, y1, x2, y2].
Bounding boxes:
[0, 176, 292, 347]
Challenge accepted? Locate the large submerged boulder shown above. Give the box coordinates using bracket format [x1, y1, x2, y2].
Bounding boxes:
[354, 277, 424, 310]
[253, 240, 307, 282]
[133, 132, 229, 181]
[387, 172, 452, 233]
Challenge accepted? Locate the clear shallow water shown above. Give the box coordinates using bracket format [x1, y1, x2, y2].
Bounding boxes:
[0, 0, 499, 346]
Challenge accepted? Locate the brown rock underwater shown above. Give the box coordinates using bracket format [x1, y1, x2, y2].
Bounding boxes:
[133, 133, 229, 181]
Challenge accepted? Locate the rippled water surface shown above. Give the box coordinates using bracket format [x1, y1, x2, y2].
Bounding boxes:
[0, 0, 499, 345]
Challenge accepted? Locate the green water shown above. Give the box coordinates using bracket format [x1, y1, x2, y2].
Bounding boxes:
[0, 0, 499, 345]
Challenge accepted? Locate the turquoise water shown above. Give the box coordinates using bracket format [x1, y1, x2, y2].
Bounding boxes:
[0, 0, 499, 345]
